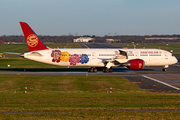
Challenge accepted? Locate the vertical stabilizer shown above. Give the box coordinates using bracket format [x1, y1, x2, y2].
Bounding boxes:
[19, 22, 49, 52]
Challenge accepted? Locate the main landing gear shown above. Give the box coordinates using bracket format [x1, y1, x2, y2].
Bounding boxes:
[103, 68, 113, 73]
[88, 67, 113, 73]
[88, 67, 97, 73]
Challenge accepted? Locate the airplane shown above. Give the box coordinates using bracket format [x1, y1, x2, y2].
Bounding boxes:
[4, 22, 178, 72]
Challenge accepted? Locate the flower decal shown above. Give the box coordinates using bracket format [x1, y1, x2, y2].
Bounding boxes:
[51, 50, 61, 63]
[114, 51, 118, 55]
[60, 51, 71, 62]
[80, 54, 89, 64]
[69, 54, 80, 66]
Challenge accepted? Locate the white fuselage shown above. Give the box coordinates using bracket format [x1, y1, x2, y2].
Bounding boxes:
[24, 48, 178, 67]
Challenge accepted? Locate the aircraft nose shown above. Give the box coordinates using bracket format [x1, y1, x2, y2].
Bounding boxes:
[172, 56, 178, 64]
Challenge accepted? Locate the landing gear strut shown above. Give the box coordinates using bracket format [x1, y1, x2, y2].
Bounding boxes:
[88, 67, 97, 73]
[162, 68, 167, 72]
[162, 65, 168, 72]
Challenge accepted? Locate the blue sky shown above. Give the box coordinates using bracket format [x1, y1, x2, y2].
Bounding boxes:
[1, 0, 180, 36]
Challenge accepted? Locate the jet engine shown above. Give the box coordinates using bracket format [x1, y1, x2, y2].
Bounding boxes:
[126, 59, 145, 70]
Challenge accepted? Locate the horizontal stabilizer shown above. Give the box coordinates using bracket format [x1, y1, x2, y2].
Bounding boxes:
[3, 52, 23, 56]
[27, 52, 43, 57]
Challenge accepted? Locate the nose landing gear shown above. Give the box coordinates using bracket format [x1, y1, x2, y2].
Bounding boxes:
[162, 68, 167, 71]
[162, 65, 168, 72]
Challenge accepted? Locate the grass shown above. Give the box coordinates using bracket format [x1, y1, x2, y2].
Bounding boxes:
[1, 43, 180, 54]
[0, 59, 90, 69]
[0, 59, 61, 68]
[0, 75, 180, 119]
[111, 43, 180, 52]
[1, 111, 180, 120]
[0, 75, 143, 92]
[46, 43, 82, 48]
[0, 43, 82, 53]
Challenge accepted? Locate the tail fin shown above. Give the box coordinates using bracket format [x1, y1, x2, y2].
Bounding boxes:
[19, 22, 49, 52]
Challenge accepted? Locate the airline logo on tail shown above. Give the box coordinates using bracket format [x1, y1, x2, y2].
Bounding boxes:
[27, 34, 39, 47]
[20, 22, 49, 52]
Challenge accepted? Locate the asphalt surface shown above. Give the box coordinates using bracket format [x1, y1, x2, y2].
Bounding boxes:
[79, 43, 123, 48]
[0, 43, 180, 93]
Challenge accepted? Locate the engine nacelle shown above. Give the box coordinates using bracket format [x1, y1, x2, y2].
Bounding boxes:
[126, 59, 145, 70]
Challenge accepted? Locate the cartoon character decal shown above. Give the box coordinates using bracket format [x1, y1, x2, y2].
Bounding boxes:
[69, 54, 80, 66]
[51, 50, 61, 63]
[80, 54, 89, 64]
[61, 51, 71, 62]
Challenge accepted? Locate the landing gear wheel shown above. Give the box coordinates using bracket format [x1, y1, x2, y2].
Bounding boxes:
[162, 68, 167, 72]
[105, 68, 109, 72]
[103, 68, 113, 73]
[109, 68, 113, 73]
[88, 67, 97, 73]
[103, 68, 108, 73]
[88, 68, 93, 72]
[93, 68, 97, 73]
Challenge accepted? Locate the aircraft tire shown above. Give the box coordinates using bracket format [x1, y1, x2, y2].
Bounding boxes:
[105, 68, 110, 72]
[103, 68, 106, 73]
[93, 68, 97, 73]
[109, 68, 113, 72]
[103, 68, 113, 73]
[88, 67, 97, 73]
[162, 68, 167, 72]
[90, 68, 94, 72]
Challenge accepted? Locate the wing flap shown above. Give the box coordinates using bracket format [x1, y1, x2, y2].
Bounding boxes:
[114, 59, 129, 64]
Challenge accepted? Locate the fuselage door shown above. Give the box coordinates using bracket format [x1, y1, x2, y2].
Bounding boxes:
[135, 52, 139, 58]
[164, 52, 168, 60]
[92, 52, 96, 59]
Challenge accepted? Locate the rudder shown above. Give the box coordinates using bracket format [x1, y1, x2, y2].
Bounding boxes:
[19, 22, 49, 52]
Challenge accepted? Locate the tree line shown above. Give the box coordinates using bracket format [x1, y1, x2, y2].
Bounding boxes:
[1, 34, 180, 44]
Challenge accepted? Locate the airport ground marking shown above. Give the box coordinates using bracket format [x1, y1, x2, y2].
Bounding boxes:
[82, 43, 89, 48]
[142, 75, 180, 90]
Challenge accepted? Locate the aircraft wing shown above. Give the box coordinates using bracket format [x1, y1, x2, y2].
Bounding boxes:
[172, 52, 180, 55]
[101, 50, 145, 70]
[101, 50, 129, 68]
[101, 58, 128, 64]
[114, 59, 129, 63]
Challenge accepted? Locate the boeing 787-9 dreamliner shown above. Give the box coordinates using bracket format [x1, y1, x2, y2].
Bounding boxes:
[5, 22, 178, 72]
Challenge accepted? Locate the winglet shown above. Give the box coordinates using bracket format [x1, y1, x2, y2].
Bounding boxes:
[19, 22, 49, 52]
